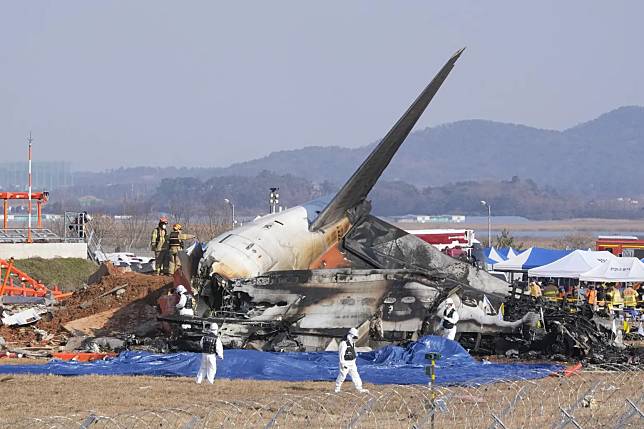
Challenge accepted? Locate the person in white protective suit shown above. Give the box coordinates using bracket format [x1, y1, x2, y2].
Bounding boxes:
[440, 298, 459, 340]
[175, 285, 195, 329]
[196, 322, 224, 384]
[335, 327, 369, 393]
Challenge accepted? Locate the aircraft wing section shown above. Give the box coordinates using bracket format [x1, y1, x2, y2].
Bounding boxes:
[310, 48, 465, 231]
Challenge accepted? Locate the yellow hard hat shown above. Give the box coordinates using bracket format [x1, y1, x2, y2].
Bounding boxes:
[173, 223, 182, 231]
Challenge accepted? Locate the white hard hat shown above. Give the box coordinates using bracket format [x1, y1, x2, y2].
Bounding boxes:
[176, 285, 187, 294]
[209, 323, 218, 333]
[445, 298, 454, 306]
[348, 327, 359, 338]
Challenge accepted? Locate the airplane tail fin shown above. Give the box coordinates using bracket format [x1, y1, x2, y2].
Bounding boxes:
[310, 48, 465, 231]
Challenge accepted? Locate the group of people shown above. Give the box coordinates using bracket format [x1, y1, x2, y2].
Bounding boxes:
[150, 216, 195, 275]
[528, 279, 642, 313]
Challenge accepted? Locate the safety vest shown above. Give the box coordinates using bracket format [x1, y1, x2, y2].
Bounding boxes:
[442, 308, 457, 329]
[586, 289, 597, 305]
[543, 286, 558, 301]
[202, 334, 219, 354]
[168, 231, 183, 248]
[611, 289, 623, 306]
[623, 288, 637, 308]
[343, 340, 356, 361]
[184, 294, 194, 310]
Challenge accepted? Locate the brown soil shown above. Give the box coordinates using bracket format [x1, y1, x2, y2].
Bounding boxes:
[0, 264, 173, 346]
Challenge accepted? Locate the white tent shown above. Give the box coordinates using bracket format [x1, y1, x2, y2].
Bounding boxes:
[579, 257, 644, 282]
[488, 247, 505, 263]
[507, 248, 520, 259]
[527, 250, 616, 279]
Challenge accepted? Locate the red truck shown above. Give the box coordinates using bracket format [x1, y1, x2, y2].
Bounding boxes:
[596, 235, 644, 259]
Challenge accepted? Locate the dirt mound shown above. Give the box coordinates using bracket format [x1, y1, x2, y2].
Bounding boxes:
[87, 262, 122, 285]
[1, 268, 173, 347]
[39, 270, 173, 334]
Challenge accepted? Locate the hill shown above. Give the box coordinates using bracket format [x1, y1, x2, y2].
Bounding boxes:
[205, 106, 644, 196]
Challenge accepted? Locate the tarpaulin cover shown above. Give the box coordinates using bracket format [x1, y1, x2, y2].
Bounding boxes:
[0, 336, 561, 385]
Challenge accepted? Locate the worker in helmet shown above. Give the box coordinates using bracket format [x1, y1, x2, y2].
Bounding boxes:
[175, 284, 195, 330]
[528, 281, 542, 301]
[335, 327, 368, 393]
[150, 216, 169, 275]
[440, 298, 459, 340]
[175, 284, 195, 317]
[166, 223, 196, 275]
[196, 322, 224, 384]
[586, 284, 598, 312]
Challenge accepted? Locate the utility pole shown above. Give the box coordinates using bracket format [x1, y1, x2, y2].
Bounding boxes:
[27, 132, 33, 243]
[480, 200, 491, 248]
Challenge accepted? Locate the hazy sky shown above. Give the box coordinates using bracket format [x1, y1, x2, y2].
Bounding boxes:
[1, 1, 642, 170]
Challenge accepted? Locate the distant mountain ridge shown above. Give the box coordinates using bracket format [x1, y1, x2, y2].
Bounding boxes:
[76, 106, 644, 197]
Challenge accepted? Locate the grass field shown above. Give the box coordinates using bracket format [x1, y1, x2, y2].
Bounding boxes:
[11, 257, 98, 291]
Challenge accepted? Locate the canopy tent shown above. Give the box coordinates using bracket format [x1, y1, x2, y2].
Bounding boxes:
[496, 247, 520, 260]
[507, 248, 521, 259]
[493, 247, 573, 272]
[484, 247, 505, 265]
[527, 250, 616, 279]
[579, 257, 644, 282]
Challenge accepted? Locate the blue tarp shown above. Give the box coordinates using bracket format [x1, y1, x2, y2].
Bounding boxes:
[0, 336, 561, 386]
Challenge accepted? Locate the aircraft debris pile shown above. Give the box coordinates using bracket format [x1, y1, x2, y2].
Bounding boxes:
[488, 293, 643, 365]
[0, 263, 172, 358]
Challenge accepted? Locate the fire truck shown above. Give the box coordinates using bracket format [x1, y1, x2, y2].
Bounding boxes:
[596, 236, 644, 259]
[406, 229, 476, 257]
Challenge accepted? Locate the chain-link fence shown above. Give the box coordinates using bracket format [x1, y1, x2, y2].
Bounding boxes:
[3, 367, 643, 428]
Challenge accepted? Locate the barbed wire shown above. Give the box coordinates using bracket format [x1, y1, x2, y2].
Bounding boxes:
[3, 368, 643, 428]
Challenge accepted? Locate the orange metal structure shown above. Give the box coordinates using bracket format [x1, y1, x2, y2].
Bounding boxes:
[52, 352, 117, 362]
[0, 191, 49, 230]
[0, 257, 72, 300]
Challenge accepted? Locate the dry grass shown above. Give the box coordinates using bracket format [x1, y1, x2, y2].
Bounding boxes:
[0, 376, 333, 421]
[0, 372, 641, 428]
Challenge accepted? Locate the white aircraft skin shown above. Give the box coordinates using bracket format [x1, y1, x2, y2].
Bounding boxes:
[199, 207, 350, 280]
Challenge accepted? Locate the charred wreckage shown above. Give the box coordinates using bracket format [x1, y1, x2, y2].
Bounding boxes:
[156, 48, 639, 364]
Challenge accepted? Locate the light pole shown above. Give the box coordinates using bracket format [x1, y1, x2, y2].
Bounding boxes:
[269, 187, 279, 214]
[224, 198, 235, 228]
[480, 200, 491, 248]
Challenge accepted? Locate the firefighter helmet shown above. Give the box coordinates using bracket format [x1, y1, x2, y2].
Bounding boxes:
[173, 223, 182, 231]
